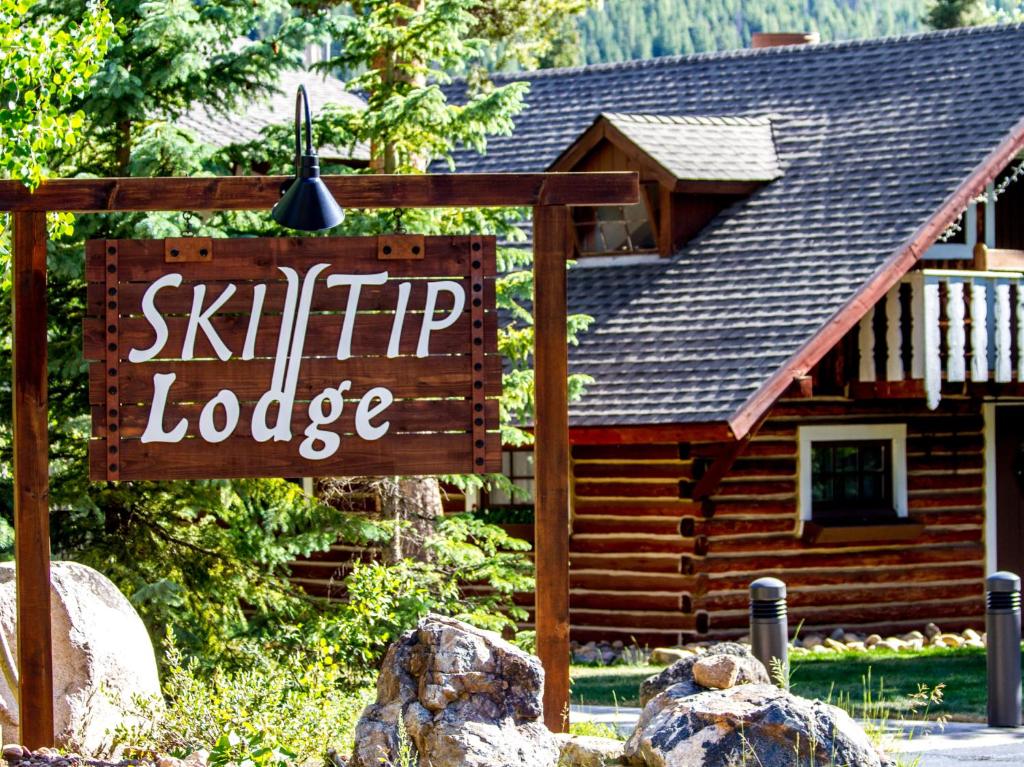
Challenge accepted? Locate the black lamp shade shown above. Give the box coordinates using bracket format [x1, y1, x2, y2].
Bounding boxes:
[271, 159, 345, 232]
[271, 85, 345, 232]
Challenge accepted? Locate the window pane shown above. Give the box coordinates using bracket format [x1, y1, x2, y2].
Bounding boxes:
[836, 446, 858, 472]
[501, 451, 511, 475]
[812, 446, 832, 474]
[489, 486, 510, 506]
[861, 445, 883, 471]
[512, 450, 534, 478]
[812, 478, 831, 502]
[601, 221, 630, 251]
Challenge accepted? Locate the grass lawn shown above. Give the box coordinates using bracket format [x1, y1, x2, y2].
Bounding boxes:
[570, 646, 1011, 721]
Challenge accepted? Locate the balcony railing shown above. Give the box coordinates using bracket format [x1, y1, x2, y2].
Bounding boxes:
[856, 269, 1024, 409]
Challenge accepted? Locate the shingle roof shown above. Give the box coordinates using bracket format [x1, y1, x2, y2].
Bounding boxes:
[179, 69, 369, 162]
[448, 24, 1024, 428]
[585, 113, 783, 181]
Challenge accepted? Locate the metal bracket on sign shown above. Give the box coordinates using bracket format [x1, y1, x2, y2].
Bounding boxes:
[377, 234, 425, 260]
[165, 237, 214, 263]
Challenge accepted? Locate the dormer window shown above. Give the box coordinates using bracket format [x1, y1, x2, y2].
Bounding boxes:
[573, 184, 660, 257]
[550, 113, 781, 260]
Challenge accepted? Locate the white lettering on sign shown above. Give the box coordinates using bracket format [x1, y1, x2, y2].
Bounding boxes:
[126, 264, 470, 460]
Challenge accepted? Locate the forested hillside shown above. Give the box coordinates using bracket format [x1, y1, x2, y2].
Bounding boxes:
[573, 0, 1005, 64]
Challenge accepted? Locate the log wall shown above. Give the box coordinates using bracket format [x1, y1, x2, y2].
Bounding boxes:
[560, 394, 987, 644]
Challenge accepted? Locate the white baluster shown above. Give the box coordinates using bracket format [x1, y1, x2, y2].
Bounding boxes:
[909, 274, 924, 379]
[924, 280, 942, 410]
[858, 307, 876, 382]
[886, 284, 903, 380]
[947, 280, 966, 382]
[995, 281, 1012, 382]
[1017, 285, 1024, 382]
[970, 282, 989, 382]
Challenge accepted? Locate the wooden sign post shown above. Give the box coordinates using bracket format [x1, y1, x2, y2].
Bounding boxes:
[1, 172, 638, 744]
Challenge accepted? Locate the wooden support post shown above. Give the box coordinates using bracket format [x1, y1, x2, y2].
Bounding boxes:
[532, 205, 571, 733]
[12, 211, 54, 748]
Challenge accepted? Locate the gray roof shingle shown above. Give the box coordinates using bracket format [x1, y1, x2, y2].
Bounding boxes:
[587, 113, 782, 181]
[448, 24, 1024, 427]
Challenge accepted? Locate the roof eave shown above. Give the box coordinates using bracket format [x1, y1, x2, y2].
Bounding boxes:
[725, 114, 1024, 441]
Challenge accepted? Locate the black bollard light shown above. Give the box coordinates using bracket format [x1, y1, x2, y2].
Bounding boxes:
[750, 577, 789, 689]
[987, 571, 1022, 728]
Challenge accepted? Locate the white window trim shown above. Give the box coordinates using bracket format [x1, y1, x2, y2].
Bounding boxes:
[797, 424, 908, 522]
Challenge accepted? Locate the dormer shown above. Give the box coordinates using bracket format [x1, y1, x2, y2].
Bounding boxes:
[549, 113, 782, 260]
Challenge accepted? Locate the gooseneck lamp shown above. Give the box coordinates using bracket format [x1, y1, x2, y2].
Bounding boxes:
[271, 84, 345, 231]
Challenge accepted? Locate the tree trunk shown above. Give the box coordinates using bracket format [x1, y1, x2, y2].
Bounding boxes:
[381, 476, 444, 563]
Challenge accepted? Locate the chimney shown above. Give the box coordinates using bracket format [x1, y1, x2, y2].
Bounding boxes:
[751, 32, 820, 49]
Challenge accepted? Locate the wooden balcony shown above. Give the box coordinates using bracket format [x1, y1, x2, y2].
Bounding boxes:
[855, 268, 1024, 408]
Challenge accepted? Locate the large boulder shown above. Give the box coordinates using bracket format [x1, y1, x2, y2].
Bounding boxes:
[0, 562, 161, 754]
[350, 614, 559, 767]
[639, 643, 768, 706]
[624, 684, 889, 767]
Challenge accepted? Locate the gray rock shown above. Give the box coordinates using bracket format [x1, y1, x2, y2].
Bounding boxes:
[0, 562, 161, 754]
[624, 684, 890, 767]
[350, 614, 558, 767]
[639, 642, 768, 706]
[555, 733, 625, 766]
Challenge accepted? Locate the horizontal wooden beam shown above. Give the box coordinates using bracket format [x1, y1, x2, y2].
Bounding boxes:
[0, 173, 638, 212]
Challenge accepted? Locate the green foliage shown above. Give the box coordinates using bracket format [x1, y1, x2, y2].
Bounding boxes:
[114, 634, 374, 764]
[574, 0, 929, 64]
[0, 0, 116, 186]
[924, 0, 988, 27]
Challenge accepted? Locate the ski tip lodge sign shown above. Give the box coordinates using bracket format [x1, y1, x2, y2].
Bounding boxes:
[85, 234, 501, 481]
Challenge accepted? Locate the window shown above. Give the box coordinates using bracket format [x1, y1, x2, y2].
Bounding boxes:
[798, 424, 907, 524]
[484, 449, 534, 508]
[572, 182, 660, 258]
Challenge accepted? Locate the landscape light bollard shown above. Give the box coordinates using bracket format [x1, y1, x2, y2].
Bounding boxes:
[986, 571, 1022, 728]
[750, 577, 788, 689]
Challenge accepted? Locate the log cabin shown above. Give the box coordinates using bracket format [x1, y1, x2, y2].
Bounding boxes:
[449, 24, 1024, 645]
[293, 24, 1024, 646]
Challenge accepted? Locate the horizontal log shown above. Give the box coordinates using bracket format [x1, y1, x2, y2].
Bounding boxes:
[724, 458, 796, 479]
[93, 398, 499, 439]
[87, 236, 496, 281]
[87, 278, 498, 318]
[708, 596, 983, 631]
[568, 571, 698, 593]
[688, 543, 984, 574]
[701, 580, 983, 612]
[907, 472, 982, 492]
[2, 173, 639, 211]
[911, 510, 984, 526]
[713, 479, 794, 497]
[696, 517, 799, 537]
[573, 462, 693, 480]
[89, 355, 502, 403]
[909, 453, 983, 471]
[704, 500, 795, 517]
[570, 534, 693, 555]
[569, 591, 686, 612]
[566, 609, 698, 631]
[574, 481, 680, 499]
[572, 443, 683, 461]
[569, 424, 733, 445]
[705, 563, 986, 592]
[90, 430, 501, 480]
[569, 628, 683, 647]
[704, 527, 979, 554]
[908, 492, 983, 510]
[572, 501, 699, 518]
[571, 517, 684, 536]
[85, 311, 498, 361]
[568, 554, 685, 574]
[767, 399, 979, 418]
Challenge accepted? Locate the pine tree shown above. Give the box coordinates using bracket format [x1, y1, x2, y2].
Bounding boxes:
[924, 0, 987, 28]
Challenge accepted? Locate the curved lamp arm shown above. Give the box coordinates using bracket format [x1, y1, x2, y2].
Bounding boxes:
[293, 84, 315, 175]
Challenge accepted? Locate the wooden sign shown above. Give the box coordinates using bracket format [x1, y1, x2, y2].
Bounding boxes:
[84, 235, 501, 481]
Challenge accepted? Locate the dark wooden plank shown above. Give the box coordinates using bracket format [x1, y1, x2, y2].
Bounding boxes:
[90, 430, 501, 480]
[93, 398, 500, 438]
[86, 236, 497, 281]
[89, 355, 503, 403]
[84, 312, 498, 360]
[0, 173, 639, 212]
[569, 423, 733, 444]
[532, 205, 570, 733]
[12, 211, 54, 747]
